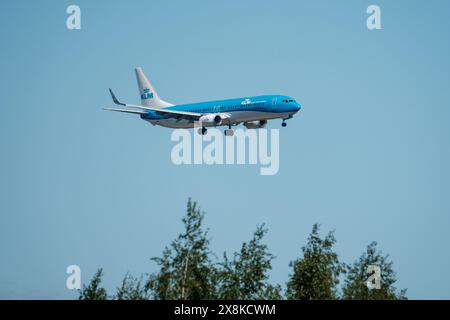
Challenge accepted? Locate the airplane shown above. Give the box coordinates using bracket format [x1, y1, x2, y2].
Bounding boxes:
[104, 67, 302, 136]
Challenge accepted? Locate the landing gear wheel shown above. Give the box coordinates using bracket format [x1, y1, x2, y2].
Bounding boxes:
[282, 122, 287, 127]
[198, 127, 208, 135]
[225, 129, 234, 136]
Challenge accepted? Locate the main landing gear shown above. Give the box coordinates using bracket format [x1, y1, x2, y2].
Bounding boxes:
[224, 124, 234, 136]
[197, 127, 208, 135]
[196, 125, 234, 136]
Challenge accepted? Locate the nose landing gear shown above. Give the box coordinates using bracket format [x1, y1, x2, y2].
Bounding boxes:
[281, 115, 293, 127]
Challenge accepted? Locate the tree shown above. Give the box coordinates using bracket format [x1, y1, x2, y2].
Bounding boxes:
[78, 268, 108, 300]
[76, 199, 408, 301]
[145, 247, 173, 299]
[342, 241, 407, 300]
[146, 198, 217, 299]
[287, 224, 344, 300]
[115, 273, 149, 300]
[217, 225, 282, 300]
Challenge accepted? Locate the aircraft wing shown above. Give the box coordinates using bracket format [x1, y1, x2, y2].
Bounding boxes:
[107, 88, 202, 121]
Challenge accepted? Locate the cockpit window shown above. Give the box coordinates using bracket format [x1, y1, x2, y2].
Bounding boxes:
[282, 99, 295, 103]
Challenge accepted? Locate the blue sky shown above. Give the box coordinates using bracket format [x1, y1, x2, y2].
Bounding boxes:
[1, 0, 449, 299]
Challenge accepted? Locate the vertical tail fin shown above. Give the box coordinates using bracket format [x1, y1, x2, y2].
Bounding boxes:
[135, 67, 173, 108]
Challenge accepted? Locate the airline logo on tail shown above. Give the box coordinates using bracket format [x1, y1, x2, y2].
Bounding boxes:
[141, 88, 154, 100]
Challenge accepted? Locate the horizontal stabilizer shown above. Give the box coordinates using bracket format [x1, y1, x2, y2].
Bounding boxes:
[103, 107, 146, 115]
[105, 88, 202, 121]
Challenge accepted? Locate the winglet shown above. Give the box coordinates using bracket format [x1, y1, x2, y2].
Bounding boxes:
[109, 88, 126, 106]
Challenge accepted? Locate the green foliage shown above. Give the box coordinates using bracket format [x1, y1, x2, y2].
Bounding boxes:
[342, 242, 407, 300]
[77, 200, 407, 300]
[217, 225, 282, 300]
[78, 268, 108, 300]
[115, 273, 149, 300]
[286, 224, 345, 300]
[145, 247, 173, 299]
[146, 198, 216, 299]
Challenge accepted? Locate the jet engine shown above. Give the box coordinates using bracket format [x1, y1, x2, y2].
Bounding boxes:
[244, 120, 267, 129]
[199, 113, 228, 126]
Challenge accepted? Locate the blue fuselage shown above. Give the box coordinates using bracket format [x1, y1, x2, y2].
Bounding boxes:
[140, 95, 301, 128]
